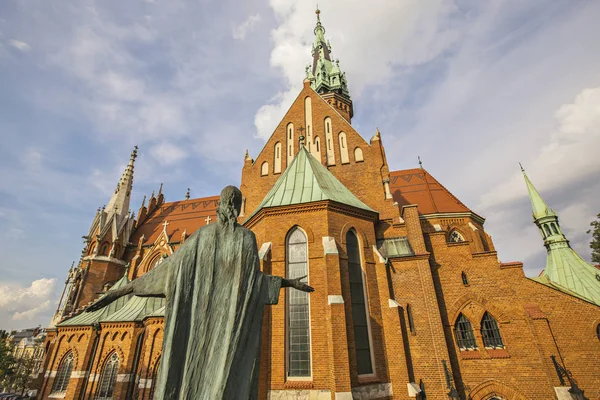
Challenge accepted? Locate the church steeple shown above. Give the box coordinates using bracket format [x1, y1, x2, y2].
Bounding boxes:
[522, 166, 600, 306]
[105, 145, 138, 216]
[306, 8, 353, 122]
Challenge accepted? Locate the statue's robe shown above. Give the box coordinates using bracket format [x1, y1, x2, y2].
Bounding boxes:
[132, 223, 282, 399]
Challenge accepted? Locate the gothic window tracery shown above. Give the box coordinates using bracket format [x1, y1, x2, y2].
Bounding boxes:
[286, 228, 311, 377]
[455, 314, 477, 350]
[448, 230, 466, 243]
[481, 312, 504, 348]
[51, 351, 74, 395]
[347, 230, 374, 375]
[96, 352, 119, 399]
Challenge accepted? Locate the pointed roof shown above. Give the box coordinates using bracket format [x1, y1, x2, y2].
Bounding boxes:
[522, 167, 600, 306]
[105, 146, 138, 216]
[521, 164, 556, 220]
[306, 8, 350, 99]
[389, 168, 471, 215]
[246, 144, 375, 222]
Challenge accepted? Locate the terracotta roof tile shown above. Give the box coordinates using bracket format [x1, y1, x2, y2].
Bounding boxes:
[131, 196, 219, 246]
[389, 168, 470, 215]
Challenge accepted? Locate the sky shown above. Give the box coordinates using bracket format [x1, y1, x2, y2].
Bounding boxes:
[0, 0, 598, 331]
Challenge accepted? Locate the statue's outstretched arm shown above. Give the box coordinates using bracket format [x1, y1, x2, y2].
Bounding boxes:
[281, 275, 314, 293]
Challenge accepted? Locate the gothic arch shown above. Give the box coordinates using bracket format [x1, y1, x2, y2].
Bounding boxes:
[468, 379, 528, 400]
[54, 347, 78, 371]
[448, 294, 509, 326]
[121, 331, 128, 341]
[285, 223, 314, 243]
[447, 227, 467, 243]
[339, 222, 369, 248]
[96, 346, 124, 375]
[77, 333, 86, 343]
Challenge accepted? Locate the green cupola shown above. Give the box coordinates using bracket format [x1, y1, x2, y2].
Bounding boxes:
[306, 8, 353, 122]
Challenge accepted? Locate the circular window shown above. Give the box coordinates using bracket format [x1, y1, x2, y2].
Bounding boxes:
[596, 324, 600, 340]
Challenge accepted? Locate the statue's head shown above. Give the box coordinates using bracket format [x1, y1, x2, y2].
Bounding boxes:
[216, 186, 242, 228]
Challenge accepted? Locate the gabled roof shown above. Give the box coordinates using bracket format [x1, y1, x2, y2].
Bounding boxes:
[389, 168, 470, 215]
[130, 196, 219, 246]
[246, 145, 375, 222]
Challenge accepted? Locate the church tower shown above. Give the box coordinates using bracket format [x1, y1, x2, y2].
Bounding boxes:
[53, 147, 140, 322]
[522, 166, 600, 306]
[306, 8, 353, 122]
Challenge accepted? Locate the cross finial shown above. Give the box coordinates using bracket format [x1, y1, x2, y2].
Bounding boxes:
[519, 162, 525, 172]
[185, 188, 190, 200]
[162, 220, 169, 231]
[418, 156, 423, 169]
[205, 215, 212, 225]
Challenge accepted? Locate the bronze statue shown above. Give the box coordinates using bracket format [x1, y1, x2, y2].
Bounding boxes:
[88, 186, 314, 399]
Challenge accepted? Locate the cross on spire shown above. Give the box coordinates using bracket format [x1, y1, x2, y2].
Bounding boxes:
[162, 220, 170, 231]
[205, 215, 212, 225]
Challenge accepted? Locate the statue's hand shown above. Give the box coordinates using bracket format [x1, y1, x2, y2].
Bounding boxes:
[288, 275, 315, 293]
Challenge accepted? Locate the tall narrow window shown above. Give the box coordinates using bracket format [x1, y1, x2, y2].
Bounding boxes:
[324, 117, 335, 166]
[339, 132, 349, 163]
[261, 162, 269, 176]
[96, 352, 119, 399]
[481, 312, 504, 348]
[287, 123, 295, 165]
[51, 352, 74, 395]
[286, 228, 311, 377]
[455, 314, 477, 349]
[544, 225, 552, 237]
[274, 142, 282, 174]
[461, 272, 469, 286]
[149, 355, 161, 400]
[346, 231, 374, 375]
[550, 223, 558, 235]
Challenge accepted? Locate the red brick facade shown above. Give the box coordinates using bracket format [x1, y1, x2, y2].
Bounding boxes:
[38, 81, 600, 400]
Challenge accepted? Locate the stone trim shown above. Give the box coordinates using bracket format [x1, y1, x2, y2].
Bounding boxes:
[258, 242, 272, 260]
[351, 382, 392, 399]
[328, 295, 344, 305]
[388, 299, 401, 308]
[117, 373, 132, 382]
[71, 370, 87, 378]
[88, 373, 98, 382]
[138, 378, 153, 389]
[268, 390, 331, 399]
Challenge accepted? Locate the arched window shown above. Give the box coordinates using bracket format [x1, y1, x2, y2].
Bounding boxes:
[261, 161, 269, 176]
[354, 147, 364, 162]
[101, 243, 109, 256]
[286, 228, 311, 377]
[596, 324, 600, 340]
[51, 352, 74, 394]
[347, 230, 374, 375]
[448, 230, 465, 243]
[461, 272, 469, 286]
[286, 123, 295, 165]
[274, 142, 282, 174]
[455, 314, 477, 349]
[149, 355, 161, 400]
[339, 132, 349, 164]
[551, 223, 558, 235]
[96, 352, 119, 399]
[481, 312, 503, 348]
[544, 225, 551, 237]
[324, 117, 335, 166]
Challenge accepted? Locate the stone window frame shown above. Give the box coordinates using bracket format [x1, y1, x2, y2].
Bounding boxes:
[96, 351, 119, 400]
[285, 226, 313, 380]
[50, 351, 74, 396]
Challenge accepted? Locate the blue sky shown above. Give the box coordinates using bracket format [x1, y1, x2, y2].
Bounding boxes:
[0, 0, 599, 330]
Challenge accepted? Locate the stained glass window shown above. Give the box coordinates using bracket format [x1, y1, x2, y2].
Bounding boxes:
[286, 228, 311, 377]
[455, 314, 477, 349]
[96, 352, 119, 399]
[448, 230, 465, 243]
[481, 312, 504, 348]
[51, 352, 74, 394]
[347, 231, 373, 375]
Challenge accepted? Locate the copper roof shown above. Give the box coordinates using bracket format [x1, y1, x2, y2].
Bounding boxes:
[389, 168, 470, 215]
[131, 196, 219, 246]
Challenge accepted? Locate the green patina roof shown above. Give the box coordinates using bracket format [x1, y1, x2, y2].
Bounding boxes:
[58, 269, 165, 326]
[246, 145, 375, 222]
[522, 166, 556, 220]
[522, 167, 600, 306]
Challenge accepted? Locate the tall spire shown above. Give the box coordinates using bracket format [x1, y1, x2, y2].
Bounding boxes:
[105, 146, 138, 216]
[306, 8, 352, 118]
[522, 166, 600, 306]
[521, 164, 556, 220]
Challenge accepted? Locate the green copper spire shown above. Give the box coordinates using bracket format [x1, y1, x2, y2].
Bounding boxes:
[522, 166, 600, 306]
[306, 8, 351, 99]
[521, 163, 556, 220]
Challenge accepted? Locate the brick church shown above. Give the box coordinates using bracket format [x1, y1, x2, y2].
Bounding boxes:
[38, 10, 600, 400]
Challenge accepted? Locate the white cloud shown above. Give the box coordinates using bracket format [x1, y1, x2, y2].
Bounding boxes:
[255, 0, 460, 139]
[0, 279, 57, 327]
[233, 14, 261, 40]
[149, 142, 187, 166]
[8, 39, 30, 52]
[479, 86, 600, 209]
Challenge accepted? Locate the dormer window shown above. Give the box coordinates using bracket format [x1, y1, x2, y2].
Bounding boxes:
[448, 230, 465, 243]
